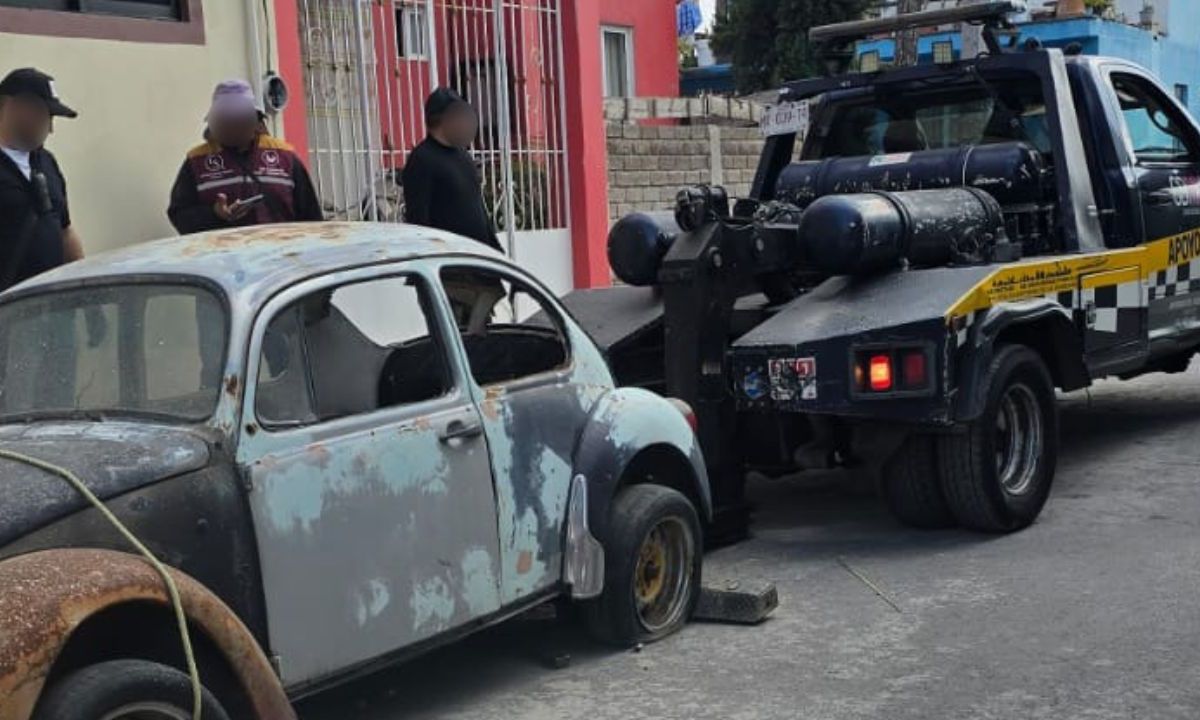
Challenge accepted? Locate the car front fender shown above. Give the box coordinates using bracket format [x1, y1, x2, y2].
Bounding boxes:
[0, 548, 294, 720]
[572, 388, 712, 539]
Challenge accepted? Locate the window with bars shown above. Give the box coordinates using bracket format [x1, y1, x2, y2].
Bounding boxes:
[0, 0, 183, 20]
[396, 2, 430, 59]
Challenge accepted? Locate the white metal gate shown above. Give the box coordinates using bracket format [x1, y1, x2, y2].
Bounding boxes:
[298, 0, 571, 273]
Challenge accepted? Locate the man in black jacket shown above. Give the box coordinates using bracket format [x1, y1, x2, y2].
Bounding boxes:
[0, 68, 83, 292]
[402, 89, 502, 252]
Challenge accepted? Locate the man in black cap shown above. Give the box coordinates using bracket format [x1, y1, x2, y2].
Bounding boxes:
[0, 68, 83, 292]
[402, 88, 502, 252]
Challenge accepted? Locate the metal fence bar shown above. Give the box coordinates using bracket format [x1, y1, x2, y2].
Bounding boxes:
[552, 0, 571, 230]
[353, 0, 378, 221]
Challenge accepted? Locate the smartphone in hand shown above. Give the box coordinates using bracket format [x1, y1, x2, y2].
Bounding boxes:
[232, 194, 265, 211]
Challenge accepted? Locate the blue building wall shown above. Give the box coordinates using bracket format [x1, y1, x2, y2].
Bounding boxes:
[857, 13, 1200, 119]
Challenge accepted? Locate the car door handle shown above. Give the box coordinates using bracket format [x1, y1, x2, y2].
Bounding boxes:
[439, 417, 483, 443]
[1145, 190, 1176, 206]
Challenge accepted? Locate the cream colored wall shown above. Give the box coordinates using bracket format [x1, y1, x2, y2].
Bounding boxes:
[0, 0, 279, 255]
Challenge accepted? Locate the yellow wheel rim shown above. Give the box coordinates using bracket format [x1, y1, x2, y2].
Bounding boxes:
[635, 529, 669, 605]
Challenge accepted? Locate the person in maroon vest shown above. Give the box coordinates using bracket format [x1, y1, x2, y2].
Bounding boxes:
[167, 79, 322, 234]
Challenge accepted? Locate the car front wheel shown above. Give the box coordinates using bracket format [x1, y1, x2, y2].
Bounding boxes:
[584, 484, 702, 646]
[33, 659, 231, 720]
[937, 344, 1058, 533]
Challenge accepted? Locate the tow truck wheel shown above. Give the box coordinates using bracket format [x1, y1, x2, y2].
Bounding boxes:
[583, 484, 702, 646]
[33, 659, 230, 720]
[937, 345, 1058, 533]
[881, 435, 955, 529]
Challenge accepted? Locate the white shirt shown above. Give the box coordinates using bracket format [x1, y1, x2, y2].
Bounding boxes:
[1, 146, 32, 181]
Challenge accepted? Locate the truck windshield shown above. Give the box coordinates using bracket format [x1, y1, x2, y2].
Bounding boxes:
[817, 79, 1051, 158]
[0, 283, 228, 423]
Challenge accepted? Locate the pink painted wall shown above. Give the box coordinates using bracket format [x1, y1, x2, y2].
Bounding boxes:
[599, 0, 680, 98]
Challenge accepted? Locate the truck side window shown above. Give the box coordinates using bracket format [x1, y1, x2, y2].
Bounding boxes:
[1111, 73, 1199, 164]
[439, 267, 569, 387]
[256, 276, 451, 427]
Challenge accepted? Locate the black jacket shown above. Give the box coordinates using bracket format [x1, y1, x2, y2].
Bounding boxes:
[402, 137, 502, 251]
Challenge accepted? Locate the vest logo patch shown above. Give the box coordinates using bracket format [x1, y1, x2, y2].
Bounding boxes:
[205, 154, 225, 172]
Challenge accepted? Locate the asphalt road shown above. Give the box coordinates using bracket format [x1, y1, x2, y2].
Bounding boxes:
[297, 368, 1200, 720]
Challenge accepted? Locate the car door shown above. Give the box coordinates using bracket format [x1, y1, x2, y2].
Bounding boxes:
[1107, 70, 1200, 242]
[434, 263, 593, 606]
[1106, 69, 1200, 344]
[236, 267, 501, 688]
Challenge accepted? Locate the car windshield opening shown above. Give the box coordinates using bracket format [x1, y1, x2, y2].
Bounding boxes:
[0, 283, 228, 423]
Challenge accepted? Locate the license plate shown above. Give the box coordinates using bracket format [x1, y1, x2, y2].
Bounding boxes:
[760, 100, 809, 138]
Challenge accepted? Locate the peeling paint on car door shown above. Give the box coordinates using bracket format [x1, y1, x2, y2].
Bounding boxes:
[433, 262, 614, 605]
[235, 265, 502, 689]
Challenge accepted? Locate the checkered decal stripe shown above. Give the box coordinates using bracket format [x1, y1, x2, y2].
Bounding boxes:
[953, 289, 1078, 348]
[1148, 257, 1200, 301]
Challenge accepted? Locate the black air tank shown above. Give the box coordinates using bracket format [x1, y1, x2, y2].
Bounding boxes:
[777, 141, 1046, 208]
[798, 187, 1006, 276]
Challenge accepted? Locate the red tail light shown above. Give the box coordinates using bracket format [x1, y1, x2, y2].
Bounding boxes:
[901, 350, 928, 389]
[868, 354, 893, 392]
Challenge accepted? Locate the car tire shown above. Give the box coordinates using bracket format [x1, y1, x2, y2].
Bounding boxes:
[583, 484, 702, 646]
[937, 344, 1058, 533]
[33, 659, 231, 720]
[881, 434, 956, 529]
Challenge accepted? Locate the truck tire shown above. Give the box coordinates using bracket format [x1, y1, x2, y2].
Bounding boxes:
[881, 434, 955, 529]
[33, 659, 230, 720]
[584, 484, 702, 646]
[938, 344, 1058, 533]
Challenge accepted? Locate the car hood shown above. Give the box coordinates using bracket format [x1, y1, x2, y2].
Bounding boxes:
[0, 422, 212, 548]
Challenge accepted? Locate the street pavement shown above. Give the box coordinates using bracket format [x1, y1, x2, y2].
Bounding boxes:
[297, 367, 1200, 720]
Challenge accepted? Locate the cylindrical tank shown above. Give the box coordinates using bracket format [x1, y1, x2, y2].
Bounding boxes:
[798, 187, 1006, 276]
[607, 212, 680, 286]
[776, 141, 1046, 208]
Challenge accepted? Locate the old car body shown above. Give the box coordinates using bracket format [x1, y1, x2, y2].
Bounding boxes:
[0, 222, 710, 719]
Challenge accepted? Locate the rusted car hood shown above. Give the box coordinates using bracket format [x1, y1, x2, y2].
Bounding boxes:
[0, 422, 211, 548]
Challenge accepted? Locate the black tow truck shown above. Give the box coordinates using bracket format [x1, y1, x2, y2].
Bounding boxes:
[562, 1, 1200, 536]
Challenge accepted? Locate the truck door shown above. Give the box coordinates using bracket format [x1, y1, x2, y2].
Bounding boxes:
[1078, 266, 1148, 373]
[1107, 71, 1200, 242]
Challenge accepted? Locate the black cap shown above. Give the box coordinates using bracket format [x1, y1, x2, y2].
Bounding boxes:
[0, 68, 78, 119]
[424, 87, 469, 121]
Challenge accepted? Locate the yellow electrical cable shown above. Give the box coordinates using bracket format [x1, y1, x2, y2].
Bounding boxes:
[0, 449, 203, 720]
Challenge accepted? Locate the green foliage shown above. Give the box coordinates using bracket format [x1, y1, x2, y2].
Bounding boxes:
[482, 158, 549, 232]
[680, 38, 699, 69]
[711, 0, 873, 93]
[1083, 0, 1112, 11]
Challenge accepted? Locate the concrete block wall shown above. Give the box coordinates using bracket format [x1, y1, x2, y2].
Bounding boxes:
[606, 123, 765, 221]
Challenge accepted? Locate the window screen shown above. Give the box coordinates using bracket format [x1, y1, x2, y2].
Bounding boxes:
[0, 0, 184, 20]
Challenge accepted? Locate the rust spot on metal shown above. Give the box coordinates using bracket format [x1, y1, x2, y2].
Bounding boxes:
[306, 444, 332, 470]
[177, 223, 357, 257]
[480, 400, 501, 421]
[0, 549, 295, 720]
[223, 374, 241, 397]
[516, 551, 533, 575]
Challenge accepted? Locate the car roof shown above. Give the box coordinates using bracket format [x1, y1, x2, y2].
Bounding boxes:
[9, 222, 505, 306]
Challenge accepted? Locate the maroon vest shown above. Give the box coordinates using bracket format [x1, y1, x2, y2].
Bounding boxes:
[186, 136, 298, 224]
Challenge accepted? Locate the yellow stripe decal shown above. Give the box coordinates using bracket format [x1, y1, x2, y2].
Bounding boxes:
[945, 227, 1200, 321]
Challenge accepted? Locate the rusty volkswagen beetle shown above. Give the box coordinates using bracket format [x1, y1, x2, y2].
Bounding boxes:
[0, 223, 710, 720]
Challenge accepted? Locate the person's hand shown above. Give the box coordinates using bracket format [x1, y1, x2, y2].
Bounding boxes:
[214, 193, 253, 223]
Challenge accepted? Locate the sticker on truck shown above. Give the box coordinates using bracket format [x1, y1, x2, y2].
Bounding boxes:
[768, 357, 818, 401]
